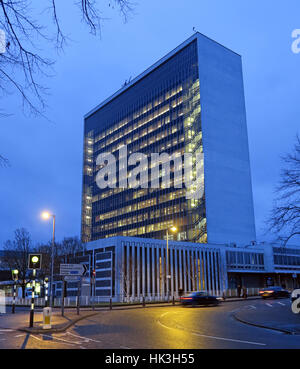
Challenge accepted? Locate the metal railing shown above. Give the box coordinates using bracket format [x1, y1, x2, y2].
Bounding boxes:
[3, 288, 260, 308]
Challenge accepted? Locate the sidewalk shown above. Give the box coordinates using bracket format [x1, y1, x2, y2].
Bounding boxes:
[0, 309, 99, 334]
[233, 303, 300, 334]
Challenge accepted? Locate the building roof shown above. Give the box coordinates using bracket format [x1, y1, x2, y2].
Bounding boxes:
[84, 32, 240, 120]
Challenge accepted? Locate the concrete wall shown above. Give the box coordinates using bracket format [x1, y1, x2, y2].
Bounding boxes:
[197, 34, 256, 245]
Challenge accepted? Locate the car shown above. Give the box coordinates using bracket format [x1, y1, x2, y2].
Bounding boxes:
[259, 286, 290, 299]
[180, 291, 222, 306]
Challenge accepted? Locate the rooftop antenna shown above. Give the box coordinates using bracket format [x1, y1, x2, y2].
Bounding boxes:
[122, 76, 132, 88]
[193, 27, 197, 33]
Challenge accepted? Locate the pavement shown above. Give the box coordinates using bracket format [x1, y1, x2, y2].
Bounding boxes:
[233, 298, 300, 334]
[0, 308, 100, 334]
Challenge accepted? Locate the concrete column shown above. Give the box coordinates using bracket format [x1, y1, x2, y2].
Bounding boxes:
[196, 250, 200, 291]
[179, 249, 183, 291]
[126, 245, 130, 300]
[214, 251, 220, 295]
[156, 247, 160, 300]
[161, 246, 165, 299]
[203, 251, 207, 291]
[210, 251, 215, 295]
[147, 246, 150, 298]
[142, 245, 145, 298]
[170, 247, 174, 297]
[132, 245, 135, 300]
[175, 249, 179, 295]
[207, 252, 212, 294]
[183, 250, 187, 293]
[137, 245, 140, 300]
[191, 250, 195, 291]
[152, 246, 155, 300]
[187, 250, 191, 292]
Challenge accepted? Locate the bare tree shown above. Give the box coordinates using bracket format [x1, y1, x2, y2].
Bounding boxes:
[2, 228, 32, 297]
[0, 0, 134, 116]
[268, 135, 300, 245]
[35, 236, 84, 277]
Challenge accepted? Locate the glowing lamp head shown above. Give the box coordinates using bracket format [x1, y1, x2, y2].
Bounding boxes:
[12, 269, 18, 275]
[31, 256, 39, 264]
[41, 211, 50, 220]
[170, 226, 177, 233]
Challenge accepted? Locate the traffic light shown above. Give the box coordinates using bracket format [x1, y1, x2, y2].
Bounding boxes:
[28, 254, 42, 270]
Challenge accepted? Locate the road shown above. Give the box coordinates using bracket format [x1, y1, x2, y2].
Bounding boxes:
[0, 298, 299, 349]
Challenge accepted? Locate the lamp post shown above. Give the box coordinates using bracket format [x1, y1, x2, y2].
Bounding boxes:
[41, 211, 56, 307]
[166, 226, 177, 302]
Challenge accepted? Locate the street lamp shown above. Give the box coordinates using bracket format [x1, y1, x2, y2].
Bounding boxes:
[166, 226, 177, 302]
[41, 211, 55, 307]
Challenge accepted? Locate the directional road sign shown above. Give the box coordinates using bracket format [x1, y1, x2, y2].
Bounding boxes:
[60, 264, 87, 276]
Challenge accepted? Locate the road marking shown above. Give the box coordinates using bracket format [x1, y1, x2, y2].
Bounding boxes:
[157, 312, 266, 347]
[277, 302, 285, 306]
[14, 334, 25, 338]
[0, 329, 14, 332]
[248, 305, 257, 310]
[30, 335, 43, 342]
[265, 303, 273, 307]
[66, 331, 102, 343]
[191, 332, 266, 346]
[120, 346, 132, 349]
[41, 334, 78, 346]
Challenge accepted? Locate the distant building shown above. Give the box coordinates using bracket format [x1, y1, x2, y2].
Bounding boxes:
[82, 33, 256, 246]
[54, 236, 300, 302]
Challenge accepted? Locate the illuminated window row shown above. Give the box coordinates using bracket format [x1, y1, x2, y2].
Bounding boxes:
[94, 86, 183, 143]
[95, 103, 184, 153]
[96, 202, 184, 223]
[95, 219, 178, 238]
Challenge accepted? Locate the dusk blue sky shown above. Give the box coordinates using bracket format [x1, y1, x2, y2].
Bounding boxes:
[1, 0, 299, 246]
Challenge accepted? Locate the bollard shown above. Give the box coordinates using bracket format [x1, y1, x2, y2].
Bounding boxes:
[142, 296, 145, 307]
[172, 296, 175, 305]
[109, 298, 112, 310]
[43, 307, 52, 329]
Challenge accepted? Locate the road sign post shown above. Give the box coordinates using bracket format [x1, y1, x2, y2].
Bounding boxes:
[91, 269, 95, 310]
[61, 280, 66, 316]
[60, 264, 87, 316]
[28, 254, 42, 328]
[44, 277, 49, 307]
[77, 279, 81, 315]
[60, 264, 87, 277]
[11, 269, 18, 314]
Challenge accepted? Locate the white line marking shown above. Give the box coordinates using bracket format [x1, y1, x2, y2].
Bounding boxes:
[14, 334, 25, 338]
[30, 335, 43, 342]
[191, 332, 266, 346]
[44, 334, 79, 346]
[66, 331, 102, 343]
[157, 313, 266, 346]
[0, 329, 14, 332]
[277, 302, 285, 306]
[265, 303, 273, 307]
[248, 305, 257, 310]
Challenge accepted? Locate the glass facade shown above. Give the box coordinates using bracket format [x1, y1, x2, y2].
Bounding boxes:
[82, 39, 206, 244]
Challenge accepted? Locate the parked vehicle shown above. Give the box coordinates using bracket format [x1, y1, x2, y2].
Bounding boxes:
[180, 291, 222, 306]
[259, 286, 290, 299]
